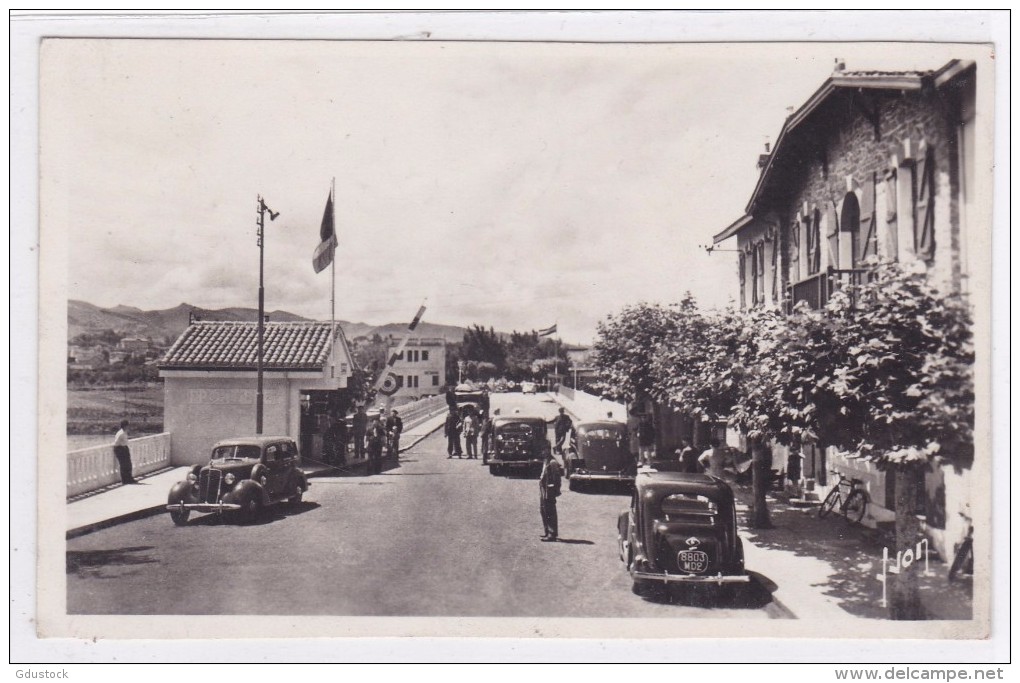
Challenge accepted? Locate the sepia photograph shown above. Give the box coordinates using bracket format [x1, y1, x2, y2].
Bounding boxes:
[13, 10, 1008, 665]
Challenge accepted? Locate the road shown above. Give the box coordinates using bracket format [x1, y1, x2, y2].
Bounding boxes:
[67, 393, 786, 618]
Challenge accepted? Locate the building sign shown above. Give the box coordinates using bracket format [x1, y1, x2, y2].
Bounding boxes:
[187, 389, 281, 405]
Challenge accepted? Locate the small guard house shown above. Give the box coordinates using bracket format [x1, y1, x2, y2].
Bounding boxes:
[158, 321, 355, 466]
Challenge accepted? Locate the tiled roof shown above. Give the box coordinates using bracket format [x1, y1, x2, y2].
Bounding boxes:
[159, 321, 339, 371]
[839, 69, 931, 79]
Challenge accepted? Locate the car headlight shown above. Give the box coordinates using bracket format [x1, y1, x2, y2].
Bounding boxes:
[187, 473, 198, 483]
[224, 473, 236, 485]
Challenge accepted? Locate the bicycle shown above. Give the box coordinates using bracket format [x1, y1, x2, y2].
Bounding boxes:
[948, 517, 973, 581]
[818, 470, 869, 524]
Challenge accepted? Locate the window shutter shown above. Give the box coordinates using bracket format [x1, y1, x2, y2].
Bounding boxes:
[858, 175, 878, 263]
[884, 169, 898, 258]
[738, 253, 747, 309]
[749, 245, 759, 305]
[771, 234, 779, 300]
[915, 148, 936, 261]
[826, 204, 840, 269]
[789, 220, 800, 281]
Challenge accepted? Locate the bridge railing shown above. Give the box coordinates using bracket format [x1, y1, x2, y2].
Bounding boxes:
[394, 394, 449, 429]
[67, 433, 172, 498]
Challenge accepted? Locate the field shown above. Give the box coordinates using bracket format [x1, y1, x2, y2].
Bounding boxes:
[67, 383, 164, 436]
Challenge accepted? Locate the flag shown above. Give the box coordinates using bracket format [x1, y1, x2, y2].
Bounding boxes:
[312, 191, 337, 274]
[537, 324, 557, 337]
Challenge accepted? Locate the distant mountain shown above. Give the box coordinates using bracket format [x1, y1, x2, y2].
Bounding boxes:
[67, 300, 469, 346]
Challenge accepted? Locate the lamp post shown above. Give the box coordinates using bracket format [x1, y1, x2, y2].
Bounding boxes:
[255, 195, 279, 434]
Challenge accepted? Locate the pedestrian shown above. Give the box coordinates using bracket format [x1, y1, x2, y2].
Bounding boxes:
[444, 407, 463, 458]
[698, 438, 731, 479]
[638, 413, 656, 467]
[386, 410, 403, 457]
[445, 387, 457, 412]
[482, 408, 499, 465]
[112, 419, 136, 484]
[463, 410, 479, 459]
[368, 418, 386, 474]
[352, 405, 368, 461]
[377, 407, 389, 454]
[324, 416, 347, 467]
[553, 407, 573, 455]
[677, 438, 697, 474]
[539, 449, 563, 542]
[479, 388, 491, 417]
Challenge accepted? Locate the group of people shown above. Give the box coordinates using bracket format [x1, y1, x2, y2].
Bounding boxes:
[443, 405, 497, 461]
[323, 405, 403, 475]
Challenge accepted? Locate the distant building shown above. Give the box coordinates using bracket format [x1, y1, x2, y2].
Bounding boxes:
[383, 336, 446, 402]
[118, 337, 150, 352]
[158, 321, 355, 466]
[107, 350, 132, 364]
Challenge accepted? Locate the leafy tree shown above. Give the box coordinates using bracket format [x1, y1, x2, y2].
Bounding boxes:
[824, 264, 974, 620]
[590, 302, 681, 403]
[461, 325, 507, 372]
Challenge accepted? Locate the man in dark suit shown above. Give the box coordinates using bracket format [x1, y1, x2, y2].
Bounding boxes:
[444, 407, 463, 458]
[386, 410, 403, 457]
[352, 405, 368, 461]
[539, 450, 563, 541]
[553, 407, 573, 455]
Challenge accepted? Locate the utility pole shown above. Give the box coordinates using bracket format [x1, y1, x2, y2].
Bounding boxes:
[255, 195, 279, 434]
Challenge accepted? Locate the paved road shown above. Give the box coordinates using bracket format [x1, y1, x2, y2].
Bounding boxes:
[67, 393, 785, 618]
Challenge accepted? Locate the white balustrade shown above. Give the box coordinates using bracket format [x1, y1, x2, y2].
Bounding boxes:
[67, 433, 172, 498]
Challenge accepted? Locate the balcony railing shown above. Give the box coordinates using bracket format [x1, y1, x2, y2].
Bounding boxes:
[787, 267, 871, 312]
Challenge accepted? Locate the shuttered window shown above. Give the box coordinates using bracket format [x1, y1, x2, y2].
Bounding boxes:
[738, 252, 747, 309]
[914, 147, 936, 261]
[750, 245, 759, 305]
[884, 168, 898, 259]
[858, 174, 878, 264]
[756, 242, 767, 305]
[807, 212, 821, 275]
[789, 220, 801, 281]
[771, 235, 779, 301]
[826, 204, 840, 269]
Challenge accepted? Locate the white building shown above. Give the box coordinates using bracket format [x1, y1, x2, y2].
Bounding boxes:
[384, 336, 446, 402]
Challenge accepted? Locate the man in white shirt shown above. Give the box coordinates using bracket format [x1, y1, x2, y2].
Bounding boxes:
[113, 419, 136, 484]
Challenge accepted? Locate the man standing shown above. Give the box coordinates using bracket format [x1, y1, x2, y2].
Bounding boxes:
[113, 419, 136, 484]
[324, 416, 347, 467]
[386, 410, 403, 457]
[539, 450, 562, 541]
[637, 414, 656, 467]
[677, 438, 697, 474]
[698, 438, 730, 479]
[553, 407, 573, 455]
[444, 407, 463, 458]
[463, 410, 478, 459]
[368, 418, 386, 475]
[352, 405, 368, 461]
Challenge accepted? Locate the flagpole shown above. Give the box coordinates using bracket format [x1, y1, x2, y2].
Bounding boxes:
[330, 177, 336, 381]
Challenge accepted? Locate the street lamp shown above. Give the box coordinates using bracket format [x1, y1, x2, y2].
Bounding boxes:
[255, 195, 280, 434]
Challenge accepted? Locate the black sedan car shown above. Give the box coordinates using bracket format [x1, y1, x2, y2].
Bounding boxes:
[618, 471, 749, 597]
[166, 436, 309, 525]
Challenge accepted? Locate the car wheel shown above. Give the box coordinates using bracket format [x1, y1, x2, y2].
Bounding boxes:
[568, 478, 580, 492]
[488, 465, 500, 476]
[288, 488, 303, 508]
[241, 495, 261, 524]
[169, 507, 190, 526]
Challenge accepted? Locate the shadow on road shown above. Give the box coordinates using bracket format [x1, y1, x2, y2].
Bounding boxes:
[632, 573, 778, 611]
[552, 538, 594, 545]
[67, 546, 158, 577]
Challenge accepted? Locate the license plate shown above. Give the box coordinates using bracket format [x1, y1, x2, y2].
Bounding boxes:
[677, 550, 709, 574]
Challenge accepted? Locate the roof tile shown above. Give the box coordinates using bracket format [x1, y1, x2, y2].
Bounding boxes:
[159, 321, 340, 371]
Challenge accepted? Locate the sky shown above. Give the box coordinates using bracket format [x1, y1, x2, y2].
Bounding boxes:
[41, 37, 970, 343]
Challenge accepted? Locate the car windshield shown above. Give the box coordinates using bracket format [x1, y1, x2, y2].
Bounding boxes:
[499, 424, 535, 438]
[211, 444, 262, 461]
[581, 428, 625, 442]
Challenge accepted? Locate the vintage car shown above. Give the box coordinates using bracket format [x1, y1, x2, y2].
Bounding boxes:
[617, 471, 749, 596]
[166, 436, 309, 525]
[520, 381, 537, 394]
[564, 421, 636, 490]
[487, 416, 551, 476]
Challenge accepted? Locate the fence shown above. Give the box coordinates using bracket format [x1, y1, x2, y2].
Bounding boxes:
[393, 394, 449, 429]
[67, 432, 172, 498]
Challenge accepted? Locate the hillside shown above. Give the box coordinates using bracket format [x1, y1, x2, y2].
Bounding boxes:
[68, 300, 469, 346]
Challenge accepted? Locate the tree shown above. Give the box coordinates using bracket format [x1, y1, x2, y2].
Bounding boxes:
[824, 263, 974, 620]
[590, 302, 682, 403]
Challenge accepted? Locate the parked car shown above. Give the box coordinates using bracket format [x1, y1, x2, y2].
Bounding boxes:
[617, 471, 749, 597]
[166, 436, 309, 526]
[488, 415, 550, 477]
[520, 381, 537, 394]
[564, 421, 636, 490]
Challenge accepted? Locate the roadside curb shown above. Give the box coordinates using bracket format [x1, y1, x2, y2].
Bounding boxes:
[399, 418, 445, 453]
[67, 505, 167, 540]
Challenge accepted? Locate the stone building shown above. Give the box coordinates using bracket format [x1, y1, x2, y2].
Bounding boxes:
[158, 321, 355, 466]
[712, 59, 978, 558]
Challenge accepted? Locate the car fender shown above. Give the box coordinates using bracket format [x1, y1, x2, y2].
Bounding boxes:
[167, 480, 196, 505]
[294, 468, 309, 491]
[250, 463, 269, 487]
[224, 479, 269, 507]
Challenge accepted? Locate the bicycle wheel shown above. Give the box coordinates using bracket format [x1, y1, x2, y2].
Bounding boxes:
[843, 490, 868, 524]
[818, 487, 841, 518]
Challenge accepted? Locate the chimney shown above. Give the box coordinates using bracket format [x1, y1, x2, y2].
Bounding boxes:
[834, 58, 846, 74]
[786, 105, 795, 118]
[757, 138, 772, 171]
